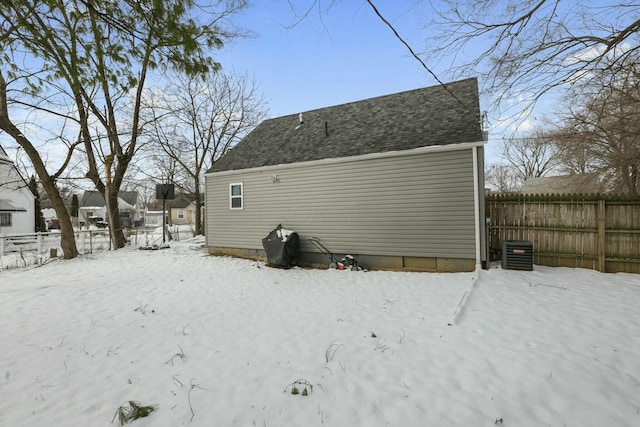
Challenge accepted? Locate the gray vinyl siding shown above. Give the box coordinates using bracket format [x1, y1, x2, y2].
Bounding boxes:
[206, 148, 476, 258]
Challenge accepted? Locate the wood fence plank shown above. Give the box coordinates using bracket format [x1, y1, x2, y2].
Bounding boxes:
[486, 194, 640, 274]
[598, 200, 605, 272]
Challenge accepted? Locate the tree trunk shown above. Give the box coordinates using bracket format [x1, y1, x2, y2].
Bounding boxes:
[0, 73, 78, 258]
[104, 185, 127, 249]
[194, 185, 203, 235]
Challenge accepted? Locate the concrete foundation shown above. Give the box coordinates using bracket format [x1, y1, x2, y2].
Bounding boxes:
[208, 247, 475, 273]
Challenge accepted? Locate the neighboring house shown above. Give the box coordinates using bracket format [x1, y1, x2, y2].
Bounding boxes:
[41, 208, 56, 224]
[78, 190, 139, 227]
[169, 194, 198, 225]
[0, 144, 35, 235]
[143, 194, 198, 227]
[143, 200, 164, 227]
[205, 78, 487, 272]
[521, 174, 604, 195]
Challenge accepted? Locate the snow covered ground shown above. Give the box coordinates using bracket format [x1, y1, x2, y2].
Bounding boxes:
[0, 234, 638, 426]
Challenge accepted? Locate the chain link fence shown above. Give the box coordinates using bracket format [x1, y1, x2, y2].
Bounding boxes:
[0, 226, 191, 270]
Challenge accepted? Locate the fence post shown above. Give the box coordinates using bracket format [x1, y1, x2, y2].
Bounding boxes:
[598, 199, 606, 272]
[37, 232, 43, 254]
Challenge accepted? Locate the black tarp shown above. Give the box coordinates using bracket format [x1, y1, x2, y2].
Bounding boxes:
[262, 224, 300, 268]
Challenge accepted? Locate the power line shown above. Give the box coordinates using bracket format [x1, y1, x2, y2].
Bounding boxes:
[365, 0, 471, 112]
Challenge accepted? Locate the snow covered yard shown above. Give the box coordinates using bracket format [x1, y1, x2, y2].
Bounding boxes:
[0, 237, 638, 427]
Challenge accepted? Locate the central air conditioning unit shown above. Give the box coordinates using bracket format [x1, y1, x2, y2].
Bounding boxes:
[502, 240, 533, 271]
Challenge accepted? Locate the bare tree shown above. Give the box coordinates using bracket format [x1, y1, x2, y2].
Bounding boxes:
[0, 0, 247, 256]
[143, 70, 267, 234]
[487, 132, 560, 191]
[504, 133, 560, 181]
[553, 56, 640, 195]
[485, 163, 521, 193]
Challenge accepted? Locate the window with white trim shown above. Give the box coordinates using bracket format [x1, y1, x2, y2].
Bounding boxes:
[229, 182, 243, 210]
[178, 209, 185, 219]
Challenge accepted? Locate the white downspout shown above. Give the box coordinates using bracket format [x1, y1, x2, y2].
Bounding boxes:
[472, 146, 481, 268]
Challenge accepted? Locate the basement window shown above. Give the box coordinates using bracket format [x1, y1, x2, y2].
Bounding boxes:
[229, 183, 243, 210]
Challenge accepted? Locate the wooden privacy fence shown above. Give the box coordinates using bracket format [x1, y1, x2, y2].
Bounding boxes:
[486, 193, 640, 274]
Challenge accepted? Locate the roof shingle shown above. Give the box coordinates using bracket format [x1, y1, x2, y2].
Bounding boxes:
[80, 190, 138, 207]
[209, 78, 482, 173]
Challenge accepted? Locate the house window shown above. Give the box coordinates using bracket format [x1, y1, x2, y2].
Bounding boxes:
[229, 182, 243, 210]
[178, 209, 185, 219]
[0, 212, 11, 226]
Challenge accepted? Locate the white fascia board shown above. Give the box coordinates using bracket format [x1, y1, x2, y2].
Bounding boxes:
[206, 140, 486, 178]
[472, 146, 481, 267]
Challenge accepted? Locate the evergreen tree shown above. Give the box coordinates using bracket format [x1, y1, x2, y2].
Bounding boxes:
[28, 176, 46, 232]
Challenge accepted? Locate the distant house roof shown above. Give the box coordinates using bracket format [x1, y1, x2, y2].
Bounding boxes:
[171, 194, 197, 209]
[521, 174, 604, 194]
[146, 200, 164, 211]
[208, 78, 483, 173]
[80, 190, 138, 208]
[0, 143, 29, 187]
[144, 194, 196, 211]
[0, 199, 27, 212]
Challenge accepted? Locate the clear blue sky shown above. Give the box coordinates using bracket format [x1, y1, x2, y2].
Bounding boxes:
[218, 1, 438, 116]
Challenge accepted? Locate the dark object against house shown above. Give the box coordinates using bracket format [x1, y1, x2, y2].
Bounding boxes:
[502, 240, 533, 271]
[262, 224, 300, 268]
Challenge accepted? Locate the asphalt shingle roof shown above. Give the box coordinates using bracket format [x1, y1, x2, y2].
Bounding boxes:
[208, 78, 482, 173]
[171, 194, 197, 209]
[80, 190, 138, 207]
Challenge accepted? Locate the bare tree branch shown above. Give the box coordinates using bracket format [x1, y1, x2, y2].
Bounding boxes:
[426, 0, 640, 122]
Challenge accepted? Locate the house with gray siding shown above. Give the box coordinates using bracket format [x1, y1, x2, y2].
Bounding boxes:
[205, 78, 487, 272]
